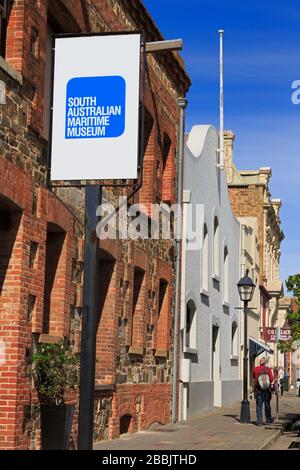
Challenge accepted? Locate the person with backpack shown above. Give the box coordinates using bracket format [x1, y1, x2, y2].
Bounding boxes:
[253, 357, 274, 426]
[278, 367, 285, 396]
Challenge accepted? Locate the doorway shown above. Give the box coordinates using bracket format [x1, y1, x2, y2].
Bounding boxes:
[212, 325, 221, 406]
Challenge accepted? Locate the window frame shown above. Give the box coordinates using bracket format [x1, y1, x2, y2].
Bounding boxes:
[231, 321, 238, 359]
[184, 300, 197, 354]
[212, 216, 220, 280]
[201, 223, 209, 295]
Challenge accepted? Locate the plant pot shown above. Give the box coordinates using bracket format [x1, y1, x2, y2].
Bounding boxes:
[40, 404, 75, 450]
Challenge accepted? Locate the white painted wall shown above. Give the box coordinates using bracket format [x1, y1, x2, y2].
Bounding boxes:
[180, 125, 242, 419]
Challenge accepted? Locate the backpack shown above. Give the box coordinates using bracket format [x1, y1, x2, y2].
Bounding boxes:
[257, 367, 271, 391]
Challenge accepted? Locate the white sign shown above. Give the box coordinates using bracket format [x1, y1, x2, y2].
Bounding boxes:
[50, 33, 141, 181]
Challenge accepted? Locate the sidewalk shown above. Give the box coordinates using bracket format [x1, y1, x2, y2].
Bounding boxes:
[94, 393, 300, 450]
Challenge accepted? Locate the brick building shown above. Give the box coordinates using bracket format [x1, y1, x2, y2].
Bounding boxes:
[0, 0, 190, 449]
[223, 131, 286, 366]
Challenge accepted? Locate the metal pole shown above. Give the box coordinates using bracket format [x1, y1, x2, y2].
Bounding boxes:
[294, 349, 297, 389]
[240, 300, 250, 423]
[78, 185, 101, 450]
[218, 29, 224, 169]
[276, 325, 280, 421]
[172, 97, 187, 423]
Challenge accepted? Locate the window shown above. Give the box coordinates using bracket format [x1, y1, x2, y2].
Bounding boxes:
[29, 241, 38, 269]
[186, 300, 197, 350]
[201, 224, 208, 292]
[223, 246, 229, 303]
[0, 0, 8, 58]
[231, 322, 238, 357]
[27, 294, 36, 322]
[30, 27, 39, 58]
[213, 217, 220, 278]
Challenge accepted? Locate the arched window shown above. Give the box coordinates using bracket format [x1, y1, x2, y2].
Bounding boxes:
[201, 224, 209, 292]
[186, 300, 197, 350]
[213, 217, 220, 278]
[231, 321, 238, 357]
[223, 246, 229, 303]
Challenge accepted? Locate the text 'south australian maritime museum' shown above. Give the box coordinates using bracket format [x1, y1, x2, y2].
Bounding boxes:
[50, 34, 141, 181]
[65, 76, 126, 139]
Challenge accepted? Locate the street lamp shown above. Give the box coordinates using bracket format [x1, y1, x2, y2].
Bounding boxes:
[237, 269, 255, 424]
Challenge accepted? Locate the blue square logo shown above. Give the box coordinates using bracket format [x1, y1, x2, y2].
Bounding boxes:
[65, 76, 126, 139]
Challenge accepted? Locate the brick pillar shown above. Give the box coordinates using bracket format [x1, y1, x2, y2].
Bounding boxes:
[138, 108, 156, 211]
[43, 229, 67, 336]
[131, 267, 146, 350]
[0, 211, 28, 449]
[95, 256, 118, 384]
[161, 133, 175, 205]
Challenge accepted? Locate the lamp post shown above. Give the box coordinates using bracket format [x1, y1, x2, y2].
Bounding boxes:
[237, 269, 255, 424]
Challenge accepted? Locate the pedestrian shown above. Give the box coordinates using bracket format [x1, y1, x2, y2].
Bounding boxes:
[296, 378, 300, 397]
[278, 368, 285, 396]
[253, 357, 274, 426]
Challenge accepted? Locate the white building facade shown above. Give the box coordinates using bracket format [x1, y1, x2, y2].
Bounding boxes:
[179, 125, 242, 420]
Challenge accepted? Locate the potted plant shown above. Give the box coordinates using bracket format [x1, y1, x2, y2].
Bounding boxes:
[32, 342, 79, 450]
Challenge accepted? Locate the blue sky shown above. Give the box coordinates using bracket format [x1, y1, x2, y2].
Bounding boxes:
[143, 0, 300, 287]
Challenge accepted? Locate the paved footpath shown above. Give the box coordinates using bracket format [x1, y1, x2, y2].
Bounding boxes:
[94, 393, 300, 451]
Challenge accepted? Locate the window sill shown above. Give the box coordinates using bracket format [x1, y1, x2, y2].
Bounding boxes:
[212, 274, 220, 282]
[155, 349, 168, 358]
[184, 347, 198, 355]
[39, 334, 64, 344]
[128, 346, 144, 356]
[0, 56, 22, 85]
[230, 355, 239, 361]
[95, 384, 116, 392]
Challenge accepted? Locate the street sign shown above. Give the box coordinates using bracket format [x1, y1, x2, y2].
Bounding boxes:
[264, 327, 277, 342]
[50, 33, 141, 181]
[280, 328, 292, 341]
[264, 326, 292, 342]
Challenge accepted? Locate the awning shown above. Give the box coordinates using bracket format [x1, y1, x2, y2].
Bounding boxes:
[249, 337, 271, 358]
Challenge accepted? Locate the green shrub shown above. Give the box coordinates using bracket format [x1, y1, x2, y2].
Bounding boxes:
[32, 342, 79, 405]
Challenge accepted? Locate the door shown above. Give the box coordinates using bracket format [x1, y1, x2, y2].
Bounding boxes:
[212, 325, 222, 406]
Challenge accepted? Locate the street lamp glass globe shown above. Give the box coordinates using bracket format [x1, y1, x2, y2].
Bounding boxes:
[237, 271, 255, 302]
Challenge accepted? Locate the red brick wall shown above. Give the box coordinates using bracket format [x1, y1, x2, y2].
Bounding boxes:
[108, 383, 171, 439]
[1, 0, 190, 447]
[0, 157, 77, 449]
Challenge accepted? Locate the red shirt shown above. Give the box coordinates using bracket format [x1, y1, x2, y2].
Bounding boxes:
[253, 365, 274, 384]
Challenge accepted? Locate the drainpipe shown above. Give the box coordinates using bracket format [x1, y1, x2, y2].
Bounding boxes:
[172, 97, 188, 423]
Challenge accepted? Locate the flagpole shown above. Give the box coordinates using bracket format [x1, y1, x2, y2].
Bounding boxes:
[218, 29, 224, 169]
